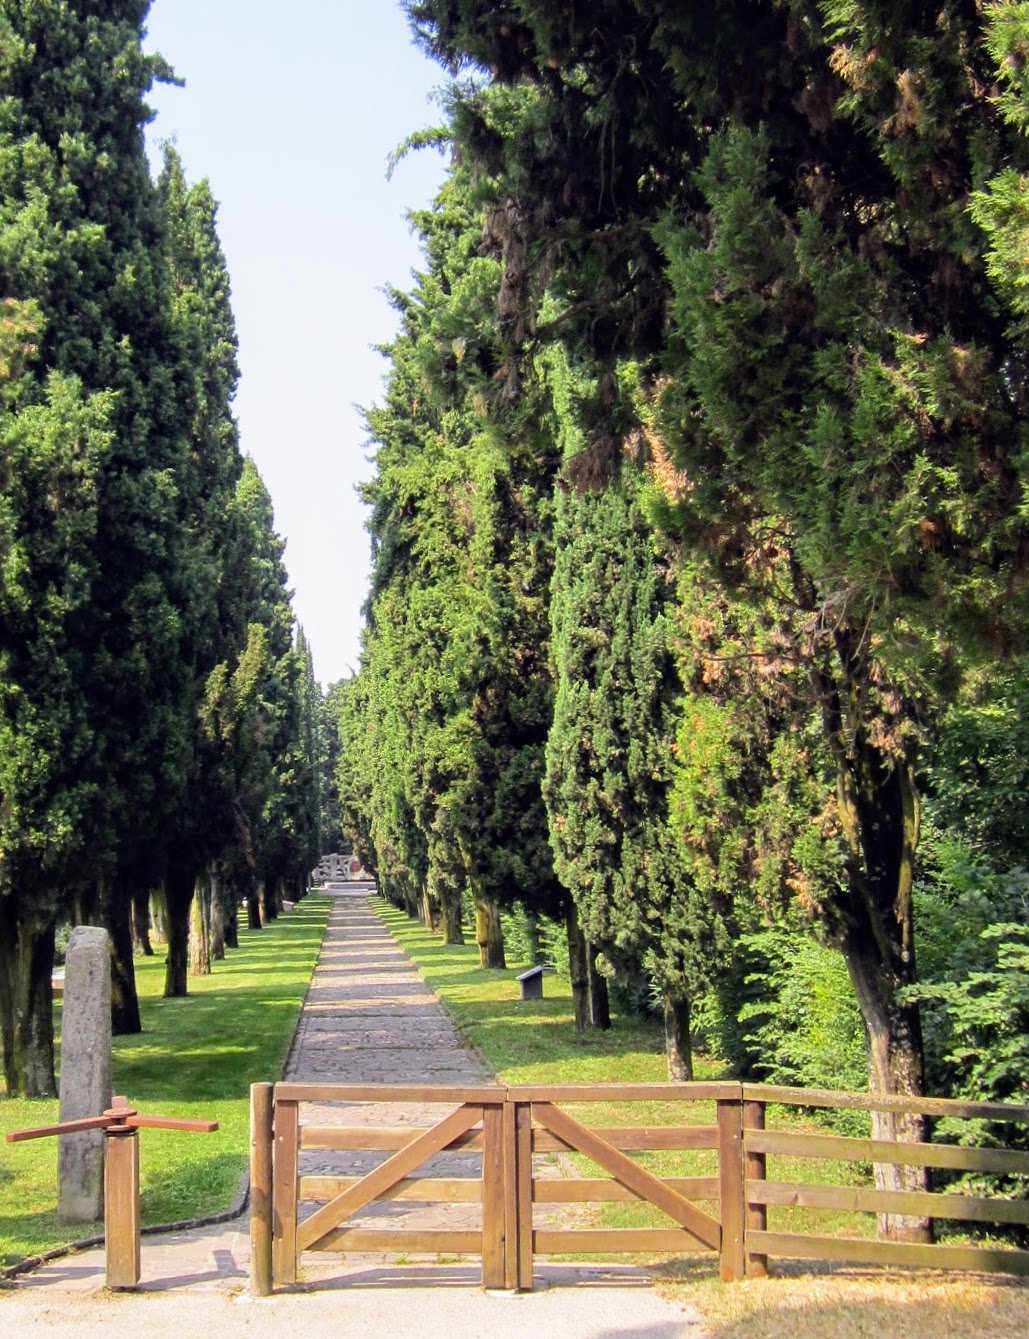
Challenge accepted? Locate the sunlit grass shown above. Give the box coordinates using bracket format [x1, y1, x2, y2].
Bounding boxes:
[0, 895, 330, 1267]
[380, 901, 885, 1245]
[659, 1262, 1029, 1339]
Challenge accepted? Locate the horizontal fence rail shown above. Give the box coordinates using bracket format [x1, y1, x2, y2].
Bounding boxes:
[249, 1081, 1029, 1294]
[740, 1084, 1029, 1278]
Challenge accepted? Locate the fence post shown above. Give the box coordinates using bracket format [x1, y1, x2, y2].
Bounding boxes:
[717, 1094, 745, 1281]
[250, 1082, 274, 1296]
[743, 1096, 768, 1277]
[515, 1102, 533, 1290]
[481, 1103, 506, 1289]
[272, 1096, 299, 1285]
[104, 1109, 141, 1289]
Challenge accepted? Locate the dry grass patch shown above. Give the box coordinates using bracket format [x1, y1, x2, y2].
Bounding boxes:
[656, 1262, 1029, 1338]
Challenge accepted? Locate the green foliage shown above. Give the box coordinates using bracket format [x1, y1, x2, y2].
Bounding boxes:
[913, 923, 1029, 1108]
[736, 929, 868, 1098]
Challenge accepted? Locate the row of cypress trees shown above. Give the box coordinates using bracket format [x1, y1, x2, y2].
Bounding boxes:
[0, 2, 323, 1097]
[333, 0, 1029, 1216]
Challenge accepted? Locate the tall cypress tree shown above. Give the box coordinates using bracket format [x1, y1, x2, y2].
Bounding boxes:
[404, 9, 1029, 1227]
[0, 0, 192, 1086]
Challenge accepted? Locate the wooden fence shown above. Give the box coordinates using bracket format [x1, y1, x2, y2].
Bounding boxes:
[249, 1081, 1029, 1293]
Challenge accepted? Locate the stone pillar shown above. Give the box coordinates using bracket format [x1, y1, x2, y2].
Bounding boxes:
[58, 926, 112, 1223]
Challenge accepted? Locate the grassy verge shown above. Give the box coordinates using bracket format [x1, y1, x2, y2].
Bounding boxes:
[0, 894, 330, 1267]
[377, 898, 1029, 1338]
[378, 901, 867, 1237]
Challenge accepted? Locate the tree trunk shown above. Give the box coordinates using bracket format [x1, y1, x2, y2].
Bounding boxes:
[402, 882, 419, 919]
[420, 886, 441, 932]
[164, 859, 195, 998]
[524, 909, 543, 965]
[822, 634, 932, 1243]
[259, 880, 277, 924]
[432, 863, 464, 945]
[222, 873, 240, 949]
[444, 890, 464, 944]
[565, 901, 590, 1030]
[189, 875, 211, 976]
[209, 867, 226, 961]
[663, 992, 694, 1081]
[0, 896, 57, 1098]
[843, 927, 931, 1240]
[150, 886, 168, 945]
[74, 881, 101, 927]
[130, 886, 153, 956]
[587, 941, 611, 1029]
[103, 872, 141, 1036]
[245, 870, 262, 930]
[474, 892, 506, 969]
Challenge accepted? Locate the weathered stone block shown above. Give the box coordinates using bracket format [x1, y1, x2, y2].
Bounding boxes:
[57, 925, 112, 1223]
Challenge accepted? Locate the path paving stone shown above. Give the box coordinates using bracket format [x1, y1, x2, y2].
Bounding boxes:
[286, 886, 497, 1241]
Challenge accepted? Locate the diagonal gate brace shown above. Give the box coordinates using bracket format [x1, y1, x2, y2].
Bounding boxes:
[531, 1101, 721, 1251]
[296, 1102, 486, 1252]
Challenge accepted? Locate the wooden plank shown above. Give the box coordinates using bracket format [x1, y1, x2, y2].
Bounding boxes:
[749, 1180, 1029, 1225]
[749, 1230, 1029, 1276]
[104, 1129, 141, 1289]
[742, 1084, 1029, 1123]
[503, 1099, 519, 1290]
[746, 1128, 1029, 1174]
[249, 1082, 274, 1297]
[128, 1115, 219, 1133]
[533, 1177, 721, 1203]
[297, 1103, 485, 1252]
[307, 1228, 482, 1254]
[7, 1114, 114, 1141]
[481, 1104, 505, 1289]
[516, 1104, 533, 1291]
[509, 1083, 741, 1103]
[272, 1098, 300, 1286]
[302, 1124, 716, 1153]
[301, 1126, 484, 1152]
[532, 1126, 719, 1153]
[718, 1098, 744, 1281]
[300, 1175, 482, 1204]
[275, 1083, 505, 1104]
[531, 1102, 720, 1252]
[534, 1229, 705, 1253]
[744, 1098, 767, 1279]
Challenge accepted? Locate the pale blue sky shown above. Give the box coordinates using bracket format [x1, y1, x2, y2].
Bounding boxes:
[143, 1, 448, 684]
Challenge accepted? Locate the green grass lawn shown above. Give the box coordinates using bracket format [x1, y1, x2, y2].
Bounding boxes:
[376, 900, 875, 1246]
[0, 895, 330, 1267]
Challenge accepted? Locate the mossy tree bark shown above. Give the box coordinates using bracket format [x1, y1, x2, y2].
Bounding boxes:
[474, 892, 506, 969]
[104, 872, 141, 1036]
[663, 993, 693, 1082]
[819, 640, 931, 1243]
[0, 896, 57, 1098]
[164, 859, 195, 998]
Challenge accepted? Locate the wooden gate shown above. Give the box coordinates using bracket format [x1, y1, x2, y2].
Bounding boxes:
[250, 1081, 738, 1292]
[250, 1080, 1029, 1293]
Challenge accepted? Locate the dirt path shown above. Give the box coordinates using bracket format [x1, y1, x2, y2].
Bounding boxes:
[1, 886, 705, 1337]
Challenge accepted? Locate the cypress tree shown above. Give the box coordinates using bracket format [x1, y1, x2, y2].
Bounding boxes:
[404, 9, 1029, 1230]
[0, 0, 192, 1082]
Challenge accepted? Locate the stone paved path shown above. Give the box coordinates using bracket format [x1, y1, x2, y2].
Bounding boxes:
[287, 885, 493, 1236]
